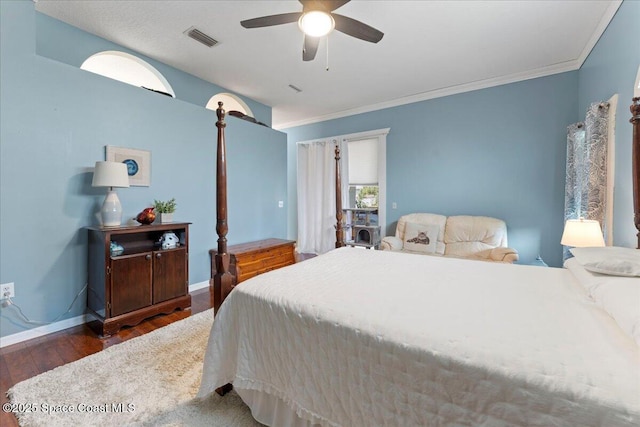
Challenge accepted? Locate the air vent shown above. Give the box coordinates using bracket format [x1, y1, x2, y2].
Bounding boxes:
[288, 84, 302, 93]
[184, 27, 218, 47]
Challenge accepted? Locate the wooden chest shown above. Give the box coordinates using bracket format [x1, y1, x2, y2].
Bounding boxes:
[210, 238, 296, 286]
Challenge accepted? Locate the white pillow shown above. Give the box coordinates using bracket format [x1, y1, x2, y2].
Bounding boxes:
[403, 222, 438, 254]
[565, 258, 640, 345]
[589, 277, 640, 345]
[570, 246, 640, 277]
[564, 257, 601, 295]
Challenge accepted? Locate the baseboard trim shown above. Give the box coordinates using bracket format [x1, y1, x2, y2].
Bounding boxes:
[0, 313, 93, 348]
[0, 280, 210, 348]
[188, 280, 209, 293]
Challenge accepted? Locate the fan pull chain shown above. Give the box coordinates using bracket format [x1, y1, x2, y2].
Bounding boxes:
[326, 36, 330, 71]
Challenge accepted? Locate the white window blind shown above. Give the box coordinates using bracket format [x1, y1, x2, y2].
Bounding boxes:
[348, 138, 378, 185]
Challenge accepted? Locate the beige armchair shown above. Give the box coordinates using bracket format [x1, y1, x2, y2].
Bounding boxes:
[381, 213, 519, 263]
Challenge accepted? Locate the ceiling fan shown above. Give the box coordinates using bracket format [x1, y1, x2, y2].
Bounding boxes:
[240, 0, 384, 62]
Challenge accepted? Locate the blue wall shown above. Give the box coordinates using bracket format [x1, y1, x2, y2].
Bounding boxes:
[578, 0, 639, 248]
[285, 73, 578, 267]
[0, 0, 287, 339]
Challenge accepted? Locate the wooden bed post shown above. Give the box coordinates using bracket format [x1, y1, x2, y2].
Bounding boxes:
[631, 97, 640, 248]
[212, 102, 234, 316]
[335, 143, 346, 248]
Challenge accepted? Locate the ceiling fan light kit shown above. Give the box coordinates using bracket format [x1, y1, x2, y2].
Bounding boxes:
[240, 0, 383, 62]
[298, 11, 335, 37]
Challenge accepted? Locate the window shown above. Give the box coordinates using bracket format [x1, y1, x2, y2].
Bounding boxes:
[354, 186, 379, 209]
[81, 51, 175, 97]
[348, 138, 380, 224]
[342, 130, 388, 231]
[205, 93, 253, 117]
[348, 138, 378, 186]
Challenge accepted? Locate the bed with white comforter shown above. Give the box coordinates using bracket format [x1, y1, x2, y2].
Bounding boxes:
[198, 247, 640, 426]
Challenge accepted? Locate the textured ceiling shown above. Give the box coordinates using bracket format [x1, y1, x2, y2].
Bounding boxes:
[35, 0, 621, 129]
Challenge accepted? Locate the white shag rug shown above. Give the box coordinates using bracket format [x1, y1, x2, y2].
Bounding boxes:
[7, 309, 262, 426]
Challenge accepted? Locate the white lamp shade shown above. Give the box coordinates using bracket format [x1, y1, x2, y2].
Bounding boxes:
[92, 161, 130, 188]
[561, 219, 605, 247]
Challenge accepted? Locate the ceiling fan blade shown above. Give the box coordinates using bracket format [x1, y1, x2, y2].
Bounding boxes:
[332, 14, 384, 43]
[241, 12, 301, 29]
[303, 35, 320, 61]
[299, 0, 350, 12]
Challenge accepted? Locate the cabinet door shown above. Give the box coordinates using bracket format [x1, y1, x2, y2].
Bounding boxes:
[110, 253, 153, 316]
[153, 248, 187, 304]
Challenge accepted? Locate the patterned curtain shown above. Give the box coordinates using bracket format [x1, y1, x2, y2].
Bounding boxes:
[563, 102, 611, 260]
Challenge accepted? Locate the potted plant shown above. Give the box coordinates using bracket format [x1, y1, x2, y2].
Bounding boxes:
[153, 198, 177, 223]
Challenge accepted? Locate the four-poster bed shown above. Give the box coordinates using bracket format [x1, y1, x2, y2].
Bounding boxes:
[631, 97, 640, 248]
[203, 102, 640, 426]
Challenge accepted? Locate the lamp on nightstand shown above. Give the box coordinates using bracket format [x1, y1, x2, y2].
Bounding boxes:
[92, 161, 130, 227]
[561, 218, 605, 247]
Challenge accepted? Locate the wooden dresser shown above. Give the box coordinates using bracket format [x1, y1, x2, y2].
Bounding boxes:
[209, 238, 296, 287]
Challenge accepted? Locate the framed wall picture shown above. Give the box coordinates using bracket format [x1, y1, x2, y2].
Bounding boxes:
[106, 146, 151, 187]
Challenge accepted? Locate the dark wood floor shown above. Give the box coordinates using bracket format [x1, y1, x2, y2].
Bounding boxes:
[0, 288, 214, 427]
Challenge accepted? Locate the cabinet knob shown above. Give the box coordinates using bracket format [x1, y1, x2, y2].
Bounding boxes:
[156, 253, 162, 258]
[146, 254, 152, 260]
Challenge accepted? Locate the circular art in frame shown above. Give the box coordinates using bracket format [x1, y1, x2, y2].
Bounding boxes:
[105, 145, 151, 187]
[122, 159, 139, 176]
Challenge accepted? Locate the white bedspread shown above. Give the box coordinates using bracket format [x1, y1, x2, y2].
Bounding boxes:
[198, 247, 640, 426]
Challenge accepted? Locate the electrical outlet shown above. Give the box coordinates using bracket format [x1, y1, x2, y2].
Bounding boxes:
[278, 201, 284, 208]
[1, 282, 15, 299]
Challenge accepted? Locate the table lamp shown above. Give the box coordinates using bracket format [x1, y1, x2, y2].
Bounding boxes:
[560, 218, 605, 247]
[92, 161, 130, 227]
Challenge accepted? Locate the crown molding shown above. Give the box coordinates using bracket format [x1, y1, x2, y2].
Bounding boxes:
[275, 1, 622, 131]
[274, 61, 576, 130]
